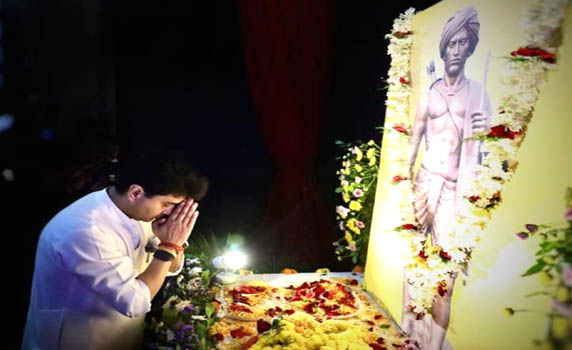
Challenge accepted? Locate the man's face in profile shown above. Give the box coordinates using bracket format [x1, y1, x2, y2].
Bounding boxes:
[443, 27, 471, 77]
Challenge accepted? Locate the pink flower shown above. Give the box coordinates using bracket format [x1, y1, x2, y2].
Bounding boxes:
[348, 244, 357, 252]
[562, 262, 572, 287]
[515, 232, 529, 240]
[355, 221, 365, 229]
[525, 224, 538, 232]
[336, 205, 350, 219]
[564, 207, 572, 221]
[339, 221, 345, 231]
[353, 189, 364, 198]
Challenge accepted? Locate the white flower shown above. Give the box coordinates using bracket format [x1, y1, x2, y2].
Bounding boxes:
[355, 176, 362, 184]
[187, 258, 200, 265]
[190, 266, 203, 276]
[336, 205, 350, 219]
[191, 315, 207, 321]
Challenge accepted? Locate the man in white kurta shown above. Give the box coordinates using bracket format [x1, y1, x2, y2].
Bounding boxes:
[23, 189, 158, 349]
[23, 151, 206, 349]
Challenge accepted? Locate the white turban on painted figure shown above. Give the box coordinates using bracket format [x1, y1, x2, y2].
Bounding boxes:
[439, 6, 480, 59]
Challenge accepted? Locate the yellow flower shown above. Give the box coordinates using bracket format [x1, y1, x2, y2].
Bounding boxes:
[367, 140, 375, 146]
[556, 286, 570, 303]
[366, 148, 375, 159]
[345, 231, 355, 245]
[356, 149, 363, 161]
[343, 167, 350, 175]
[552, 316, 570, 340]
[539, 271, 553, 284]
[369, 157, 376, 166]
[355, 164, 363, 172]
[473, 208, 491, 218]
[349, 201, 362, 211]
[346, 219, 361, 235]
[343, 193, 350, 203]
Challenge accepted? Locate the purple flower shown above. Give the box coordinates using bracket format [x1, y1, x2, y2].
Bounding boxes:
[564, 207, 572, 221]
[515, 232, 529, 240]
[183, 305, 197, 313]
[525, 224, 538, 232]
[181, 324, 194, 332]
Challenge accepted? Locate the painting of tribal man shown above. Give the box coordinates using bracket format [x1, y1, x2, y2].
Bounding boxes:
[401, 6, 493, 350]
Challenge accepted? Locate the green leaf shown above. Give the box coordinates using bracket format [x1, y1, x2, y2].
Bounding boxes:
[335, 187, 343, 193]
[521, 261, 546, 277]
[205, 302, 215, 318]
[380, 324, 390, 329]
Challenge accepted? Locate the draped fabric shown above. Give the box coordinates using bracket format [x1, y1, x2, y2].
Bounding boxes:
[237, 0, 336, 265]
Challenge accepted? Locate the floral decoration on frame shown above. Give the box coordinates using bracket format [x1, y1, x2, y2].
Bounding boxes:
[383, 0, 570, 319]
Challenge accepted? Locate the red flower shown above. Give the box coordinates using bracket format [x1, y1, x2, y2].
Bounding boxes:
[230, 304, 252, 313]
[349, 279, 359, 286]
[393, 30, 413, 37]
[284, 309, 295, 315]
[399, 77, 410, 85]
[256, 319, 272, 333]
[399, 223, 418, 231]
[418, 249, 428, 260]
[439, 250, 452, 261]
[230, 328, 247, 339]
[377, 337, 385, 344]
[213, 333, 224, 341]
[487, 125, 522, 140]
[468, 195, 480, 203]
[303, 303, 316, 314]
[392, 175, 408, 183]
[393, 126, 409, 135]
[511, 47, 556, 63]
[369, 343, 387, 350]
[374, 314, 383, 320]
[437, 281, 448, 297]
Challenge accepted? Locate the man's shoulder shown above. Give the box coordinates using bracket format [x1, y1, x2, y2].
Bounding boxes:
[42, 190, 111, 238]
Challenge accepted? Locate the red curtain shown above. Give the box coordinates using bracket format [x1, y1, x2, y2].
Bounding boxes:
[237, 0, 336, 266]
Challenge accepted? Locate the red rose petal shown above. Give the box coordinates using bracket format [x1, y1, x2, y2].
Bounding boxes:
[230, 328, 247, 339]
[256, 319, 272, 333]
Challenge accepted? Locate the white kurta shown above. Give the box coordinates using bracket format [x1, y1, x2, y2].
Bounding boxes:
[23, 188, 177, 349]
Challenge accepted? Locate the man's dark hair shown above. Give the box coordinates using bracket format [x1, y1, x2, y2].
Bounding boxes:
[115, 150, 208, 200]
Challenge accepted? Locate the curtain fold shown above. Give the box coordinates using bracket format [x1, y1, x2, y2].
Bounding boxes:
[237, 0, 336, 265]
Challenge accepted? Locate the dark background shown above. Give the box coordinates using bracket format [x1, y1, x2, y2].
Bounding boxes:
[0, 0, 437, 346]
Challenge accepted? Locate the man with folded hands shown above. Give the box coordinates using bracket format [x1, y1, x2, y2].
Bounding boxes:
[23, 150, 208, 349]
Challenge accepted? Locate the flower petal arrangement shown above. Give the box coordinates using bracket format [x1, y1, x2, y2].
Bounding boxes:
[334, 139, 381, 266]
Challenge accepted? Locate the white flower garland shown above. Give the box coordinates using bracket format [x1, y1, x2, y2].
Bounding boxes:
[382, 0, 570, 318]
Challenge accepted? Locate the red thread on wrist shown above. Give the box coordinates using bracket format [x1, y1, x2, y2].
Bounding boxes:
[159, 242, 183, 253]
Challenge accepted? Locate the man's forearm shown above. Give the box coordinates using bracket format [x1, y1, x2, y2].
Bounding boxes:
[137, 258, 172, 299]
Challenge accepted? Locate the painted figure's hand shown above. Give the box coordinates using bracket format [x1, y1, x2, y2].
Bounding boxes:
[403, 338, 421, 350]
[470, 109, 488, 134]
[152, 199, 199, 246]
